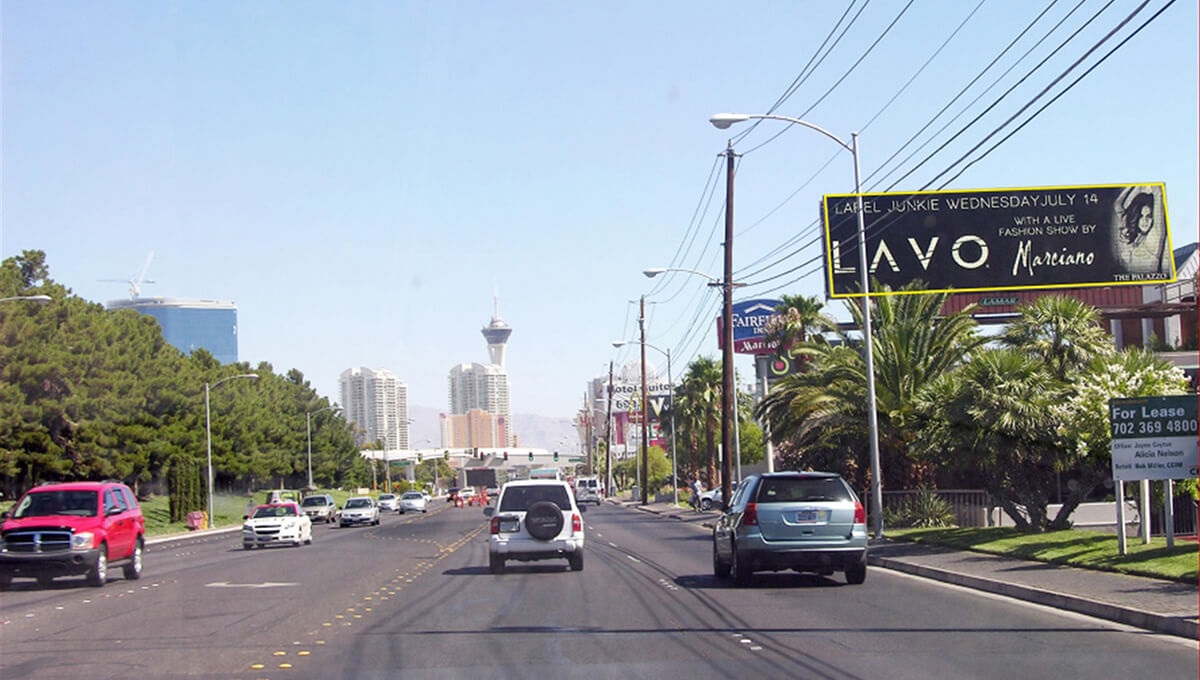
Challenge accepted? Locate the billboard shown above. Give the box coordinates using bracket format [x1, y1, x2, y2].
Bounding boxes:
[822, 184, 1176, 298]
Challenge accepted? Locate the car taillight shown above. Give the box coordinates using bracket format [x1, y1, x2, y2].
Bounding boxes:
[741, 503, 758, 527]
[490, 517, 501, 535]
[571, 513, 582, 533]
[854, 501, 866, 525]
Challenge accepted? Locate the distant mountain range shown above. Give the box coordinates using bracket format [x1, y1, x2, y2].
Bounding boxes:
[408, 405, 578, 451]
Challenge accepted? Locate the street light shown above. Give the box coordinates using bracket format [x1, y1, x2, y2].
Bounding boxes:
[205, 373, 259, 527]
[0, 294, 52, 304]
[709, 111, 883, 538]
[644, 265, 743, 508]
[306, 405, 341, 490]
[613, 339, 676, 507]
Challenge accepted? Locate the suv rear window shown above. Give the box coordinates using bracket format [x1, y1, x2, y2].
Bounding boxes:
[301, 496, 328, 506]
[499, 485, 572, 512]
[755, 477, 853, 503]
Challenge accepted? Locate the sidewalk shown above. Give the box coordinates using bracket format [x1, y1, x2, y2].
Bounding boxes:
[615, 497, 1198, 641]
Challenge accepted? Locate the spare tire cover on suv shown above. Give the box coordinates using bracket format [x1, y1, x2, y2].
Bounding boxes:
[525, 501, 564, 540]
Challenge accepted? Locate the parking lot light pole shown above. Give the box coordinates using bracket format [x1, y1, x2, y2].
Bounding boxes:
[205, 373, 259, 526]
[709, 112, 882, 538]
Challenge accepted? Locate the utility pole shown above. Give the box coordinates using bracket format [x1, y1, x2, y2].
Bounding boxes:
[719, 141, 737, 507]
[583, 391, 593, 476]
[604, 361, 614, 498]
[639, 295, 650, 505]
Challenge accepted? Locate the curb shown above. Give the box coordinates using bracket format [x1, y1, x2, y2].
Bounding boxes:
[868, 554, 1198, 641]
[146, 526, 240, 546]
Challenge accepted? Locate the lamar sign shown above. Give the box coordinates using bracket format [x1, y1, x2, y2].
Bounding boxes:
[822, 183, 1177, 297]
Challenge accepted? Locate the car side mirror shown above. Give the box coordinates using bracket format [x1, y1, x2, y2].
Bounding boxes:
[242, 514, 249, 520]
[0, 510, 9, 521]
[483, 507, 494, 518]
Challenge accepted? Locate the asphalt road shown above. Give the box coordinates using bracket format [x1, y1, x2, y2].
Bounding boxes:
[1, 502, 1195, 679]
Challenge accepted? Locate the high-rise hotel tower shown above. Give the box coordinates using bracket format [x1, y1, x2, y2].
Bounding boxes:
[339, 367, 410, 450]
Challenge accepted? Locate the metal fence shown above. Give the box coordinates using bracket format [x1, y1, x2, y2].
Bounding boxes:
[881, 489, 1198, 535]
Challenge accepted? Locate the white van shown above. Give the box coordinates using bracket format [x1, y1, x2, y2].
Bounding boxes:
[574, 477, 601, 505]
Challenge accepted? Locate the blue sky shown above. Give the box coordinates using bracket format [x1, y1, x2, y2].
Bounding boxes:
[3, 1, 1197, 429]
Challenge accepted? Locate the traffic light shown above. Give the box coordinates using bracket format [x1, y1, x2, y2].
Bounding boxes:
[503, 451, 508, 461]
[443, 450, 449, 461]
[417, 452, 423, 462]
[553, 451, 559, 462]
[528, 451, 534, 461]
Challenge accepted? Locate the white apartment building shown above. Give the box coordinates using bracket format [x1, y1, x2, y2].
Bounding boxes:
[446, 362, 511, 446]
[339, 367, 409, 450]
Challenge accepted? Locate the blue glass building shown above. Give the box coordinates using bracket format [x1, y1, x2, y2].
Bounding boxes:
[106, 297, 239, 364]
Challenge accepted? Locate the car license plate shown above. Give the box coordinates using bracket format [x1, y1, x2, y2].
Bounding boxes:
[499, 519, 519, 533]
[796, 509, 828, 523]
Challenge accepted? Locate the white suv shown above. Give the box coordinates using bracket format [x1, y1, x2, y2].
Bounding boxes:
[484, 480, 586, 573]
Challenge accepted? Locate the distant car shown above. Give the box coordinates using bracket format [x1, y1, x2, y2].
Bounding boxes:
[574, 477, 601, 505]
[242, 502, 313, 549]
[446, 487, 460, 503]
[340, 497, 380, 527]
[399, 491, 427, 514]
[698, 481, 739, 511]
[459, 487, 476, 502]
[300, 494, 338, 524]
[712, 471, 867, 586]
[484, 480, 586, 574]
[422, 491, 433, 503]
[377, 493, 399, 512]
[485, 486, 500, 499]
[0, 480, 145, 589]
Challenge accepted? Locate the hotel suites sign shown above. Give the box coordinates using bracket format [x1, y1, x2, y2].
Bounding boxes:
[821, 183, 1177, 297]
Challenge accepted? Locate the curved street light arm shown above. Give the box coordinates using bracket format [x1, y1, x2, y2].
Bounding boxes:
[709, 113, 853, 155]
[643, 267, 720, 284]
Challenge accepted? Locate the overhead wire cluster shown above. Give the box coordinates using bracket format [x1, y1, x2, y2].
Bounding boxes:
[613, 0, 1178, 376]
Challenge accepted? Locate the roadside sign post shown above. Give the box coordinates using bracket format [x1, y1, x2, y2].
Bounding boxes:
[1109, 395, 1199, 555]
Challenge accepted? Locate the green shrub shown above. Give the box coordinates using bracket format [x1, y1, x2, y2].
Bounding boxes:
[885, 487, 957, 528]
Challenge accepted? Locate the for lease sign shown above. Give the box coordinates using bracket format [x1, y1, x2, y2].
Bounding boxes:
[1109, 395, 1198, 481]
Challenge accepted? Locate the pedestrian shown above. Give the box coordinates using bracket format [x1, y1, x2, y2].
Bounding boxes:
[691, 477, 703, 512]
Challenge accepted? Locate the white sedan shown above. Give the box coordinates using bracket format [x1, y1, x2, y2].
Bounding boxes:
[399, 491, 427, 514]
[242, 502, 313, 549]
[340, 496, 380, 527]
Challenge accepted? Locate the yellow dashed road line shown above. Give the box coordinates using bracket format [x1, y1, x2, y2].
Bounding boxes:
[244, 524, 484, 675]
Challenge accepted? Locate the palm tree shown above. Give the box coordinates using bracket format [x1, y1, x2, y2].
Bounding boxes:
[765, 294, 836, 357]
[673, 357, 722, 487]
[1000, 295, 1114, 380]
[913, 348, 1065, 531]
[758, 281, 984, 490]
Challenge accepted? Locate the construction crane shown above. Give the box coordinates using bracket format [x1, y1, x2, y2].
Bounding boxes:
[100, 251, 155, 298]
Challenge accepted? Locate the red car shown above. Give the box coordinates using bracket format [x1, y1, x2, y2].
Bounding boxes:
[0, 480, 146, 588]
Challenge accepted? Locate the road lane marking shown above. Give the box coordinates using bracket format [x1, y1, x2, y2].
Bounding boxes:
[205, 581, 299, 588]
